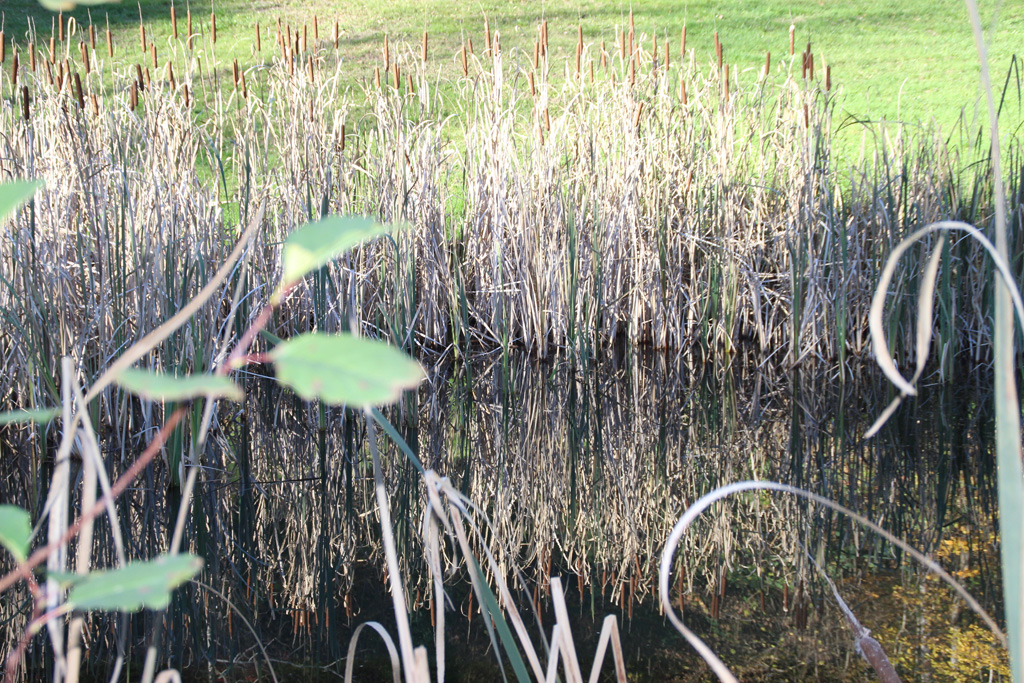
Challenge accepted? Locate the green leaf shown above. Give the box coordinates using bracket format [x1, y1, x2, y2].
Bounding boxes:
[0, 180, 44, 224]
[115, 369, 243, 402]
[0, 408, 59, 426]
[279, 216, 395, 290]
[270, 333, 424, 407]
[0, 505, 32, 563]
[64, 554, 203, 612]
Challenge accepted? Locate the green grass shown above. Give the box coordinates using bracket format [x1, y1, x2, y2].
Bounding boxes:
[1, 0, 1020, 133]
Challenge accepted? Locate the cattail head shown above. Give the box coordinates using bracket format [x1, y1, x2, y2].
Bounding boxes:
[825, 65, 831, 91]
[151, 44, 157, 69]
[89, 24, 95, 50]
[241, 71, 248, 99]
[10, 50, 18, 87]
[461, 42, 468, 76]
[59, 12, 65, 43]
[168, 61, 176, 89]
[313, 16, 319, 41]
[334, 20, 339, 49]
[681, 24, 686, 57]
[789, 25, 795, 55]
[392, 62, 399, 89]
[528, 70, 535, 96]
[187, 10, 193, 49]
[106, 27, 113, 58]
[22, 86, 29, 120]
[255, 23, 261, 52]
[74, 72, 84, 109]
[211, 12, 217, 43]
[171, 5, 178, 39]
[135, 63, 145, 90]
[130, 80, 138, 109]
[0, 32, 5, 64]
[764, 51, 770, 77]
[422, 31, 428, 63]
[80, 41, 88, 71]
[307, 55, 314, 83]
[340, 122, 346, 151]
[90, 92, 99, 116]
[140, 24, 146, 53]
[29, 44, 36, 72]
[484, 16, 491, 54]
[232, 58, 239, 87]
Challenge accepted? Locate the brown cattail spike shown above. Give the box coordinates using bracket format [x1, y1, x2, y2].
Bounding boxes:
[255, 23, 261, 51]
[91, 92, 98, 116]
[764, 51, 770, 77]
[461, 42, 468, 75]
[151, 44, 157, 69]
[140, 24, 146, 52]
[232, 58, 239, 87]
[89, 25, 95, 50]
[11, 51, 18, 86]
[307, 55, 314, 83]
[74, 73, 84, 109]
[484, 17, 491, 55]
[340, 123, 345, 151]
[106, 27, 113, 58]
[211, 12, 217, 43]
[130, 80, 138, 109]
[187, 11, 193, 49]
[302, 25, 307, 53]
[826, 65, 831, 91]
[314, 16, 319, 41]
[135, 63, 145, 89]
[334, 21, 339, 49]
[171, 5, 178, 39]
[0, 32, 5, 64]
[80, 41, 88, 69]
[29, 44, 35, 72]
[392, 62, 399, 89]
[374, 66, 380, 88]
[789, 25, 795, 55]
[59, 12, 65, 43]
[49, 36, 55, 63]
[168, 61, 176, 89]
[241, 71, 247, 99]
[22, 86, 29, 120]
[422, 31, 428, 63]
[681, 24, 686, 57]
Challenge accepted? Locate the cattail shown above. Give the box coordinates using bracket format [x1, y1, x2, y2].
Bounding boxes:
[277, 17, 283, 49]
[680, 74, 687, 104]
[574, 41, 581, 78]
[302, 25, 307, 53]
[803, 102, 809, 128]
[541, 19, 547, 55]
[106, 27, 113, 58]
[484, 16, 491, 55]
[715, 32, 722, 68]
[74, 72, 84, 109]
[135, 63, 144, 89]
[144, 67, 151, 88]
[340, 122, 345, 151]
[681, 24, 686, 57]
[307, 55, 314, 83]
[633, 100, 644, 130]
[232, 58, 239, 87]
[392, 62, 399, 89]
[809, 52, 814, 80]
[533, 40, 538, 69]
[255, 23, 261, 52]
[528, 70, 535, 96]
[183, 83, 190, 106]
[577, 23, 583, 66]
[187, 10, 193, 49]
[313, 16, 319, 41]
[723, 64, 729, 100]
[544, 107, 550, 131]
[801, 51, 807, 79]
[59, 12, 65, 44]
[461, 43, 468, 75]
[89, 24, 95, 50]
[80, 41, 88, 71]
[826, 65, 831, 91]
[600, 40, 606, 69]
[333, 20, 339, 49]
[789, 25, 795, 55]
[130, 80, 138, 109]
[467, 37, 474, 57]
[764, 51, 770, 77]
[151, 44, 157, 69]
[49, 36, 55, 63]
[0, 32, 5, 64]
[628, 9, 634, 50]
[589, 59, 594, 83]
[90, 92, 98, 116]
[140, 24, 146, 53]
[10, 50, 18, 87]
[374, 66, 380, 88]
[171, 5, 178, 39]
[29, 44, 36, 72]
[168, 61, 176, 89]
[383, 34, 389, 70]
[241, 71, 247, 98]
[422, 31, 427, 63]
[22, 86, 29, 120]
[407, 73, 413, 92]
[664, 40, 669, 70]
[44, 60, 53, 86]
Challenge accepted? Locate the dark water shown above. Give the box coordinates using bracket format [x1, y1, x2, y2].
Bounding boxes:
[0, 350, 1007, 681]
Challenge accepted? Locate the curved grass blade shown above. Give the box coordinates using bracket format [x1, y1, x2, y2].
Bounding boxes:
[0, 180, 43, 224]
[64, 554, 203, 612]
[0, 408, 59, 426]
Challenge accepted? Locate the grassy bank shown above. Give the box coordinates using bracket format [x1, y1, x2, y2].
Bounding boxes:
[0, 1, 1020, 131]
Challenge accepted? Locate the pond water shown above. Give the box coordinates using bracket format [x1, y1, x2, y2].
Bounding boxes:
[1, 350, 1007, 681]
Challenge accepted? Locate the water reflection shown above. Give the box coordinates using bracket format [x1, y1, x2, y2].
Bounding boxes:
[0, 352, 1005, 680]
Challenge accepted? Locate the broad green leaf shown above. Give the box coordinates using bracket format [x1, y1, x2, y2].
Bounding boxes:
[115, 369, 243, 402]
[0, 505, 32, 563]
[259, 329, 283, 347]
[64, 554, 203, 612]
[0, 408, 59, 426]
[270, 333, 424, 406]
[0, 180, 44, 224]
[279, 216, 395, 289]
